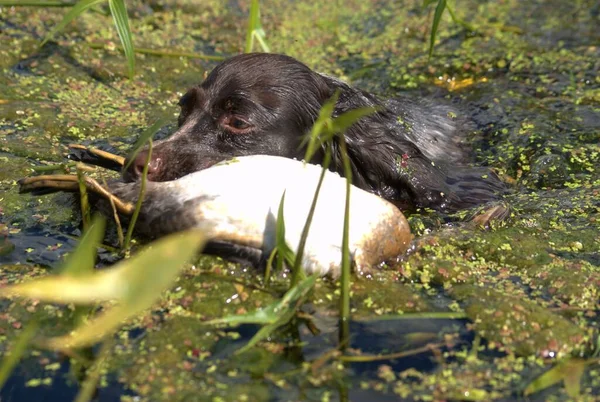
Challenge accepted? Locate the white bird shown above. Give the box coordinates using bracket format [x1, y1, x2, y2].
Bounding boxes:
[109, 155, 412, 277]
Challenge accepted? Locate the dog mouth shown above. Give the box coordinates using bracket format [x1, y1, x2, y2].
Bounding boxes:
[121, 151, 232, 183]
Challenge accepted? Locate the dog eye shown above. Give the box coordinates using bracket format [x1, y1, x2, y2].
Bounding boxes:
[231, 118, 248, 129]
[222, 115, 252, 133]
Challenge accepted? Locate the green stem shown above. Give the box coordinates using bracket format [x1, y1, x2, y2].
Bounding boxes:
[291, 151, 332, 287]
[338, 138, 352, 347]
[123, 140, 152, 256]
[74, 340, 112, 402]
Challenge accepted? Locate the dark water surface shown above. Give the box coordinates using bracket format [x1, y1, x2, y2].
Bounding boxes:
[0, 0, 598, 400]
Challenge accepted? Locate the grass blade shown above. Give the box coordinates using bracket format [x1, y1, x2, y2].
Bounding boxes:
[236, 322, 282, 355]
[205, 275, 317, 328]
[108, 0, 135, 79]
[235, 275, 317, 354]
[254, 28, 271, 53]
[303, 93, 377, 346]
[275, 192, 296, 270]
[60, 214, 105, 276]
[245, 0, 259, 53]
[275, 191, 287, 273]
[330, 106, 377, 135]
[244, 0, 269, 53]
[302, 91, 339, 162]
[265, 192, 290, 284]
[42, 0, 105, 46]
[428, 0, 447, 59]
[38, 229, 207, 349]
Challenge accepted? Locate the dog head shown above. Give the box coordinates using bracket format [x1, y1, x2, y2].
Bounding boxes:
[124, 53, 335, 182]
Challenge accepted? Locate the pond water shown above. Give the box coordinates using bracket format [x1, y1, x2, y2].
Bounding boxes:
[0, 0, 598, 401]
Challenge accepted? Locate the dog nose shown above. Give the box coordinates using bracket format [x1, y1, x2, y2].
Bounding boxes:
[125, 151, 162, 181]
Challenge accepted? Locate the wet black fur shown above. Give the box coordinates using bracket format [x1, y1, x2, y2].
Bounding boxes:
[124, 53, 504, 212]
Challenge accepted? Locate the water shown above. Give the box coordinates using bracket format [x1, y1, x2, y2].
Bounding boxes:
[0, 0, 598, 400]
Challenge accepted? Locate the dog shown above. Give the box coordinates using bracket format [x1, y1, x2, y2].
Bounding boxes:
[123, 53, 504, 213]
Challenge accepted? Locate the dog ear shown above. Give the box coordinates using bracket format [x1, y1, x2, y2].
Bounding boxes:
[315, 76, 460, 210]
[333, 117, 461, 211]
[337, 115, 503, 211]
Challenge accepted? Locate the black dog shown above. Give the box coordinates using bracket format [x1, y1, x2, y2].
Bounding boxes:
[124, 53, 503, 212]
